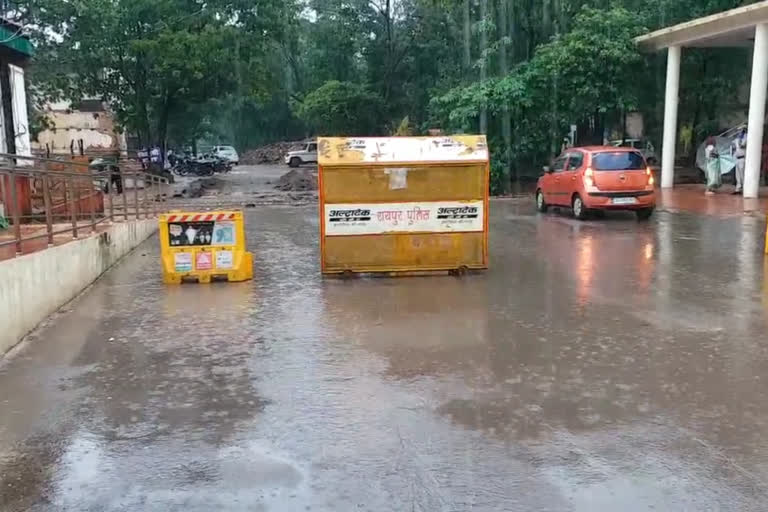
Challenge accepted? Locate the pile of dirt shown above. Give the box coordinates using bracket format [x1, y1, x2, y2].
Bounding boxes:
[241, 141, 307, 165]
[274, 169, 317, 192]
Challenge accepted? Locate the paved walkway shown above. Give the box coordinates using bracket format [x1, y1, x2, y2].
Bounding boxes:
[659, 184, 768, 217]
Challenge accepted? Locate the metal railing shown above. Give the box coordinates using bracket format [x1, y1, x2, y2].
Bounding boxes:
[0, 153, 169, 257]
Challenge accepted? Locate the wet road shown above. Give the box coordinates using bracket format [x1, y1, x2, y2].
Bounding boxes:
[2, 201, 768, 511]
[170, 164, 317, 209]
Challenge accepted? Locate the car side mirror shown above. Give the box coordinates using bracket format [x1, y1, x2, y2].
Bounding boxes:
[542, 165, 552, 174]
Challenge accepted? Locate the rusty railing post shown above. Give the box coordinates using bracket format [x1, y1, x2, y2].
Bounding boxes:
[157, 178, 165, 214]
[121, 172, 128, 221]
[149, 176, 157, 217]
[74, 175, 82, 235]
[143, 173, 149, 218]
[88, 175, 97, 233]
[108, 174, 115, 223]
[157, 177, 164, 212]
[9, 170, 22, 255]
[64, 177, 78, 239]
[42, 174, 54, 246]
[133, 171, 140, 220]
[0, 171, 6, 214]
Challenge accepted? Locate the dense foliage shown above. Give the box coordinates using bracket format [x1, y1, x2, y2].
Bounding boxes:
[295, 81, 385, 136]
[9, 0, 760, 190]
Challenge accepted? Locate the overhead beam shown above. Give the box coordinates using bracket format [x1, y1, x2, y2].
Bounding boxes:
[636, 1, 768, 51]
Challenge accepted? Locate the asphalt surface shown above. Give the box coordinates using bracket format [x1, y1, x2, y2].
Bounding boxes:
[2, 174, 768, 510]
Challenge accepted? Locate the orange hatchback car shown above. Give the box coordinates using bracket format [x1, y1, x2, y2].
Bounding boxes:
[536, 146, 656, 220]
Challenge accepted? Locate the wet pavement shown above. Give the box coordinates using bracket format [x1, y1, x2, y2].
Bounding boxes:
[2, 200, 768, 511]
[658, 184, 768, 217]
[168, 165, 317, 209]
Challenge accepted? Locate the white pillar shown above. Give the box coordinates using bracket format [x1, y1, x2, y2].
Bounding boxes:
[744, 23, 768, 199]
[661, 45, 681, 189]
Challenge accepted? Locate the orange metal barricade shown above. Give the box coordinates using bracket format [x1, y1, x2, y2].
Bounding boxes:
[318, 136, 489, 275]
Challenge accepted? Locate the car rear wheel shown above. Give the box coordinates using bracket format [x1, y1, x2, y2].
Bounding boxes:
[572, 194, 588, 220]
[636, 207, 654, 221]
[536, 190, 548, 213]
[289, 157, 301, 168]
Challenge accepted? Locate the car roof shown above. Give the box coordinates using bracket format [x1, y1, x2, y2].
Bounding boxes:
[570, 145, 642, 153]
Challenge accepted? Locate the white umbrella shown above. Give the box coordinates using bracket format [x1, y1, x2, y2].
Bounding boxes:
[695, 136, 737, 176]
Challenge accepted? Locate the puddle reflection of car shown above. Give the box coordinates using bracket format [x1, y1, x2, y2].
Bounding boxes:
[536, 146, 656, 221]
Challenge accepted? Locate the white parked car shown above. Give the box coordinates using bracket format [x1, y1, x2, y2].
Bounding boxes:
[284, 141, 318, 167]
[610, 139, 658, 165]
[213, 145, 239, 165]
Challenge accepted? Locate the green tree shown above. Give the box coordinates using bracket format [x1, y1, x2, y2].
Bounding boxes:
[432, 6, 646, 185]
[24, 0, 295, 148]
[295, 80, 385, 136]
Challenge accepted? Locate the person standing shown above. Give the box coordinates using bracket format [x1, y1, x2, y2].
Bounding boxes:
[704, 136, 722, 196]
[732, 128, 747, 194]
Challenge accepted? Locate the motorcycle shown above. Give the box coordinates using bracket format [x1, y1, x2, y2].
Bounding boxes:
[172, 156, 214, 176]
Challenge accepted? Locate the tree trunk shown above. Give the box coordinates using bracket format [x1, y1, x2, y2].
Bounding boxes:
[479, 0, 488, 134]
[509, 0, 517, 63]
[235, 38, 245, 151]
[463, 0, 471, 76]
[594, 109, 604, 145]
[134, 54, 151, 148]
[622, 109, 627, 143]
[384, 0, 393, 100]
[156, 90, 173, 163]
[526, 0, 535, 60]
[498, 0, 512, 194]
[553, 0, 565, 35]
[549, 4, 560, 158]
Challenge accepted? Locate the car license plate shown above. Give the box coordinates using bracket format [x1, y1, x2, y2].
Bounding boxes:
[612, 197, 637, 205]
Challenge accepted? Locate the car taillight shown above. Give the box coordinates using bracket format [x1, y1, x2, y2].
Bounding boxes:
[646, 167, 655, 186]
[584, 167, 595, 187]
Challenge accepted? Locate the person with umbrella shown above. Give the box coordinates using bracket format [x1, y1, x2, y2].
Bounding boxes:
[704, 136, 723, 196]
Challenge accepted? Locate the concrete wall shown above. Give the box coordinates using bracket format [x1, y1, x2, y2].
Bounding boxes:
[0, 219, 157, 355]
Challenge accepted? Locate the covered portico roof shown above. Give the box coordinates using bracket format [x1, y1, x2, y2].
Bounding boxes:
[636, 1, 768, 50]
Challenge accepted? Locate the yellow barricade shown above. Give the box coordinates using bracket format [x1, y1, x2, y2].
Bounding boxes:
[158, 210, 253, 284]
[318, 136, 490, 275]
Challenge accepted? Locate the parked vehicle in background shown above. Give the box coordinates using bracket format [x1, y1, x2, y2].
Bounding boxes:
[172, 154, 232, 176]
[536, 146, 656, 221]
[610, 138, 658, 165]
[89, 157, 123, 193]
[284, 141, 318, 167]
[213, 145, 239, 165]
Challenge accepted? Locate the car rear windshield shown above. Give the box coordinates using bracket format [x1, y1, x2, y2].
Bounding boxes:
[593, 152, 645, 171]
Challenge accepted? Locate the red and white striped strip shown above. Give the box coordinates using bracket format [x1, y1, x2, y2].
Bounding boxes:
[167, 213, 236, 223]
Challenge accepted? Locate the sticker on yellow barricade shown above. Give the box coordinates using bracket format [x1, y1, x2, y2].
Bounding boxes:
[324, 201, 484, 236]
[158, 211, 253, 284]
